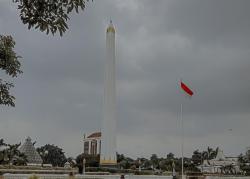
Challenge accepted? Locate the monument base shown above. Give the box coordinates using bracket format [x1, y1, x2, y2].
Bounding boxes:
[100, 164, 117, 169]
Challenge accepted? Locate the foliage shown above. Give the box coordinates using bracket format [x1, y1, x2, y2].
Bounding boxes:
[117, 153, 135, 170]
[75, 153, 99, 173]
[238, 152, 250, 175]
[12, 152, 28, 166]
[191, 150, 202, 166]
[76, 153, 100, 167]
[0, 35, 22, 107]
[1, 1, 91, 107]
[166, 153, 174, 160]
[150, 154, 159, 169]
[191, 147, 219, 166]
[13, 0, 91, 36]
[203, 147, 218, 160]
[117, 153, 125, 163]
[0, 138, 27, 165]
[37, 144, 67, 167]
[66, 157, 76, 167]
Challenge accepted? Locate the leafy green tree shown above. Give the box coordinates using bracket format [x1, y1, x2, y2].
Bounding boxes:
[0, 139, 27, 165]
[119, 159, 130, 169]
[159, 159, 168, 171]
[239, 153, 250, 175]
[150, 154, 159, 169]
[204, 147, 218, 160]
[66, 157, 76, 167]
[166, 153, 175, 160]
[13, 0, 91, 36]
[191, 150, 202, 166]
[12, 152, 28, 166]
[1, 0, 91, 106]
[6, 143, 22, 164]
[142, 159, 152, 169]
[0, 35, 22, 107]
[161, 153, 176, 171]
[37, 144, 67, 167]
[75, 153, 99, 173]
[117, 153, 125, 163]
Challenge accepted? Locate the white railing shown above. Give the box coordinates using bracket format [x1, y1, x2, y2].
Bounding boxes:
[3, 174, 173, 179]
[3, 174, 120, 179]
[205, 177, 250, 179]
[4, 174, 250, 179]
[125, 175, 172, 179]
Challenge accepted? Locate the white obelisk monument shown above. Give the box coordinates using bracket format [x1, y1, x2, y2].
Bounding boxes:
[100, 21, 117, 167]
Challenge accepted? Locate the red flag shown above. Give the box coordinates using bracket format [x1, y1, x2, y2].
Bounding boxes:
[181, 81, 193, 96]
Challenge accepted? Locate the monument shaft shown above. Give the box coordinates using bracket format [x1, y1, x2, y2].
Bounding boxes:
[100, 22, 117, 166]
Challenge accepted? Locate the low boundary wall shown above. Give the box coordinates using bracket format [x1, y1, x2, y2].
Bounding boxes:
[3, 174, 173, 179]
[3, 174, 250, 179]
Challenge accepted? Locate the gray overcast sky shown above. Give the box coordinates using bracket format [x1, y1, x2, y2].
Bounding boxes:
[1, 0, 250, 159]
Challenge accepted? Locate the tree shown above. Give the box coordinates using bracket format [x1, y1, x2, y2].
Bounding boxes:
[0, 139, 27, 165]
[142, 159, 152, 169]
[1, 0, 91, 106]
[12, 152, 27, 166]
[191, 150, 202, 166]
[117, 153, 125, 163]
[166, 153, 175, 160]
[6, 143, 22, 165]
[206, 147, 218, 160]
[75, 153, 99, 173]
[13, 0, 91, 36]
[150, 154, 159, 169]
[0, 35, 22, 107]
[37, 144, 67, 167]
[198, 147, 218, 162]
[239, 153, 250, 175]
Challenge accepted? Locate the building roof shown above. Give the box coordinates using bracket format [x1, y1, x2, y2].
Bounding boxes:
[19, 137, 43, 164]
[87, 132, 101, 138]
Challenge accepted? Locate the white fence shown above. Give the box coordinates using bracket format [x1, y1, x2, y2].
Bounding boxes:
[3, 174, 250, 179]
[3, 174, 118, 179]
[126, 175, 172, 179]
[3, 174, 173, 179]
[205, 177, 250, 179]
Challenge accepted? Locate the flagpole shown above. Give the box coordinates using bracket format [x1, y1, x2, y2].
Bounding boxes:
[181, 103, 184, 179]
[180, 79, 193, 179]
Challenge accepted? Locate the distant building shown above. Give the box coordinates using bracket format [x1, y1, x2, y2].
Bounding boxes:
[83, 132, 101, 155]
[198, 149, 240, 174]
[19, 137, 43, 166]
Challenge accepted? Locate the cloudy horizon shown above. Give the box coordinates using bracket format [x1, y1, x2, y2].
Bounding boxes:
[1, 0, 250, 159]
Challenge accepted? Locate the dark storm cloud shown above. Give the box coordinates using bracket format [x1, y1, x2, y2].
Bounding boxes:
[1, 0, 250, 158]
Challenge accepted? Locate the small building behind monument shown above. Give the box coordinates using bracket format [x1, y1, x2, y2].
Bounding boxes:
[83, 132, 101, 155]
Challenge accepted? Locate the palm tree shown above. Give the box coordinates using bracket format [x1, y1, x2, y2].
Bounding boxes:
[202, 147, 219, 162]
[6, 143, 21, 165]
[12, 153, 27, 166]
